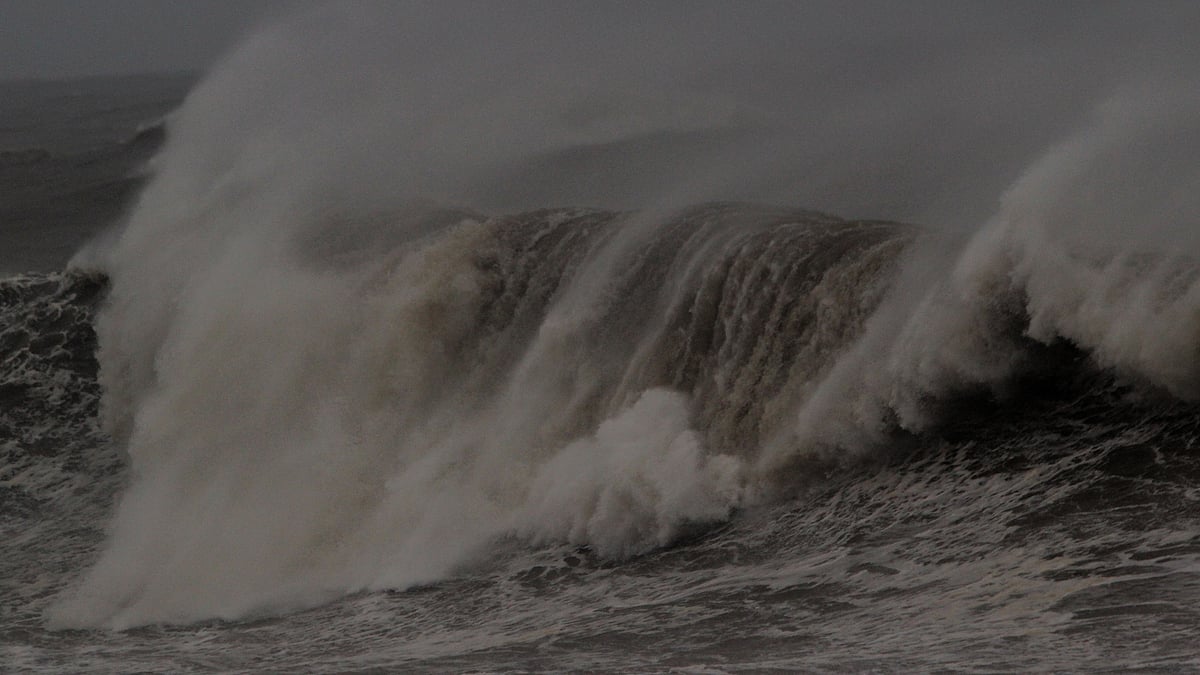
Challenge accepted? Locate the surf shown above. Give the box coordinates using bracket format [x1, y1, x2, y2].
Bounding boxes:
[36, 3, 1200, 630]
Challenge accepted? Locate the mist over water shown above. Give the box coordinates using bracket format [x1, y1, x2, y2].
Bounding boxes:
[36, 0, 1200, 645]
[70, 1, 1200, 231]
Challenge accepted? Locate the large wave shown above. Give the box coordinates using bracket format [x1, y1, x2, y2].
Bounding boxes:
[47, 4, 1200, 628]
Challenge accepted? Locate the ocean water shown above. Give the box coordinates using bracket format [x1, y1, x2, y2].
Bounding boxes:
[4, 5, 1200, 672]
[0, 74, 190, 275]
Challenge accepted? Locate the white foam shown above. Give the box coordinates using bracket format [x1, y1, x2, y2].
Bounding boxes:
[518, 389, 743, 558]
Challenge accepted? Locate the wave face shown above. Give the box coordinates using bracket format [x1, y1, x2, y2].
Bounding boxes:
[49, 201, 914, 626]
[8, 213, 1200, 668]
[23, 4, 1200, 664]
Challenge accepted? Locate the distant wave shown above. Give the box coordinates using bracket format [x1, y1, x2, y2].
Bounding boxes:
[123, 116, 168, 151]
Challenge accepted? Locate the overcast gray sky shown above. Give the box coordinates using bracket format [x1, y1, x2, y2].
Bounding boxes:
[4, 0, 1198, 231]
[2, 1, 1197, 84]
[0, 0, 305, 80]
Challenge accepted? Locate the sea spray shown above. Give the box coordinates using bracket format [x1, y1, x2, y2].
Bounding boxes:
[46, 4, 1200, 630]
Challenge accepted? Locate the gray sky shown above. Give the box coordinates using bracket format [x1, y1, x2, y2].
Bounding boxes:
[0, 0, 305, 80]
[2, 1, 1196, 85]
[4, 0, 1198, 231]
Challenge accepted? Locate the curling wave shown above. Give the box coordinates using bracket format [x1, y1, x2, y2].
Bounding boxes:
[42, 186, 1200, 628]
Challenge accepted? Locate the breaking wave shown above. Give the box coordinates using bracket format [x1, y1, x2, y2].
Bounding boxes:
[33, 5, 1200, 629]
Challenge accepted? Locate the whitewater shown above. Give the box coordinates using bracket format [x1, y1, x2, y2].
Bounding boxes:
[4, 3, 1200, 671]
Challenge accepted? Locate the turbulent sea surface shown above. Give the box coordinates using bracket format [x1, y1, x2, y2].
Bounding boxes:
[4, 6, 1200, 672]
[5, 258, 1200, 672]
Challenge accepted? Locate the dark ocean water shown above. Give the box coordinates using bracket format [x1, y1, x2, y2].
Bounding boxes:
[2, 69, 1200, 673]
[0, 74, 189, 274]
